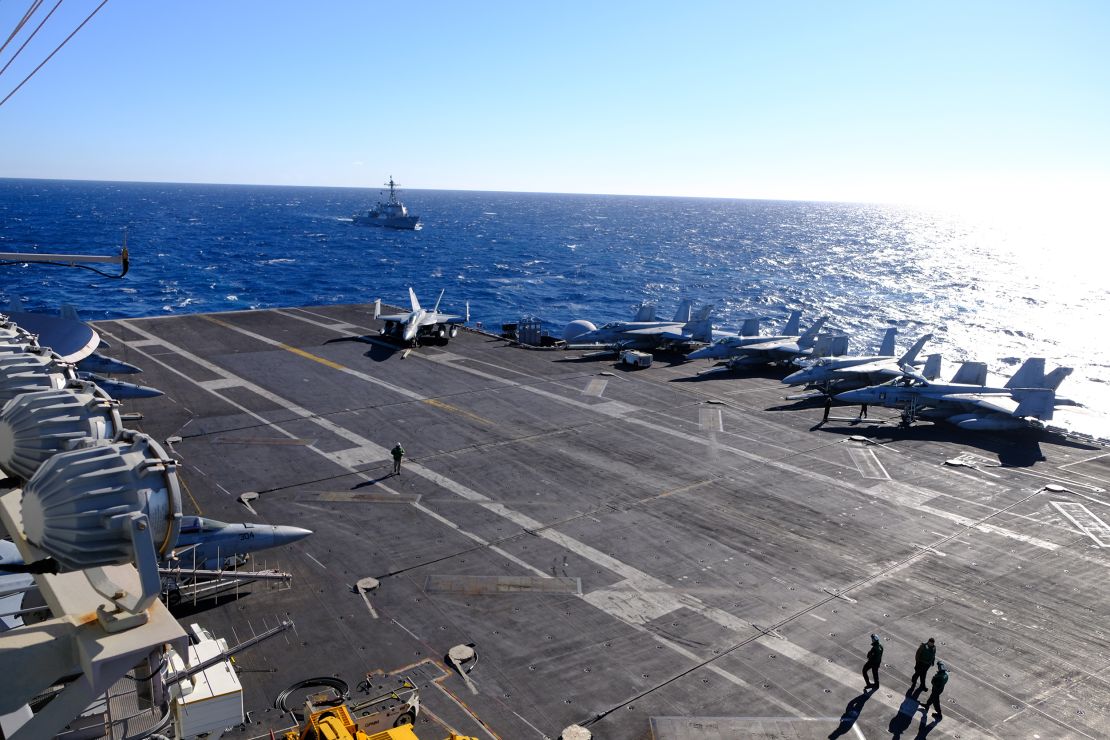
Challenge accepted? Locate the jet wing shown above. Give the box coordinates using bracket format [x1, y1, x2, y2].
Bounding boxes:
[837, 359, 903, 380]
[376, 312, 412, 322]
[740, 339, 801, 354]
[425, 312, 464, 325]
[620, 324, 682, 336]
[939, 393, 1020, 416]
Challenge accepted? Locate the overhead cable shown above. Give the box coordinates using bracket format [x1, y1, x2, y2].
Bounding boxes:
[0, 0, 109, 109]
[0, 0, 44, 60]
[0, 0, 64, 80]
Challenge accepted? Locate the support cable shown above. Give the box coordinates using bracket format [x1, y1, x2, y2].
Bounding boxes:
[0, 0, 65, 80]
[0, 0, 44, 60]
[0, 0, 109, 109]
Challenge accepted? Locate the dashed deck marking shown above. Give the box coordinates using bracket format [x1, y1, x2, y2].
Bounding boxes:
[584, 377, 607, 397]
[1050, 501, 1110, 547]
[699, 407, 723, 432]
[847, 446, 890, 480]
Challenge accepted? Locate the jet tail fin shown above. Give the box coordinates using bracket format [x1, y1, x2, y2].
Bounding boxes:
[1004, 358, 1045, 389]
[898, 334, 932, 366]
[633, 303, 656, 322]
[374, 299, 381, 320]
[685, 320, 714, 344]
[740, 318, 760, 336]
[798, 316, 829, 347]
[1013, 388, 1056, 421]
[810, 334, 848, 358]
[781, 310, 801, 336]
[951, 361, 988, 386]
[1042, 366, 1073, 391]
[692, 304, 713, 322]
[877, 328, 897, 357]
[810, 334, 835, 358]
[432, 288, 445, 314]
[922, 353, 942, 380]
[671, 299, 693, 323]
[409, 287, 421, 312]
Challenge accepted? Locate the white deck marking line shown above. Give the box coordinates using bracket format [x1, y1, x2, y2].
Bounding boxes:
[699, 407, 723, 433]
[125, 338, 164, 348]
[274, 315, 1096, 562]
[199, 378, 244, 390]
[202, 315, 429, 402]
[853, 725, 867, 740]
[305, 553, 327, 570]
[584, 377, 607, 397]
[847, 446, 890, 480]
[1050, 501, 1110, 547]
[359, 590, 378, 619]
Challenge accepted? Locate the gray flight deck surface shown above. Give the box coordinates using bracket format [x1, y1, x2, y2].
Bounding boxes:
[90, 304, 1109, 740]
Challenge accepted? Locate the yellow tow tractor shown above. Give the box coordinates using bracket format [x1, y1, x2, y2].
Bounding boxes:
[279, 676, 477, 740]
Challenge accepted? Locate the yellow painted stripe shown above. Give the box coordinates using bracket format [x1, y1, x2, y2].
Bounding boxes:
[203, 315, 493, 427]
[422, 397, 494, 426]
[278, 343, 349, 371]
[203, 316, 351, 371]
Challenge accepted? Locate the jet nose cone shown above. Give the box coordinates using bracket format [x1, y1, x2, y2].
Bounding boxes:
[834, 389, 867, 403]
[272, 525, 313, 545]
[783, 369, 810, 385]
[687, 347, 710, 360]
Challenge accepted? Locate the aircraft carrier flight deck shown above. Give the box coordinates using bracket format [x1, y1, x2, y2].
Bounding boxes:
[90, 303, 1109, 740]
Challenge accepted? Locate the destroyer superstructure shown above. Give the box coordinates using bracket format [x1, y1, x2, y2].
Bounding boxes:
[352, 176, 421, 230]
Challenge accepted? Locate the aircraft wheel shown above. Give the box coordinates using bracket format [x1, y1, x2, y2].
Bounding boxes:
[393, 711, 416, 727]
[449, 326, 459, 338]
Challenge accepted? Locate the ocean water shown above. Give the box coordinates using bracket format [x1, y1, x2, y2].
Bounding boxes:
[1, 178, 1108, 416]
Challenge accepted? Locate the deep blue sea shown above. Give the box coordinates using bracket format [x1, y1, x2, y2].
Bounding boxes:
[2, 178, 1108, 417]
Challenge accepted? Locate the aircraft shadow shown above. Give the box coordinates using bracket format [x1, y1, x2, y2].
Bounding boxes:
[672, 366, 790, 383]
[554, 353, 616, 363]
[810, 419, 1073, 467]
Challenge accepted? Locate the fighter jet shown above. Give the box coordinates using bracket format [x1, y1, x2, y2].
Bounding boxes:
[695, 314, 830, 367]
[783, 331, 932, 391]
[687, 310, 808, 361]
[834, 357, 1071, 431]
[563, 300, 714, 350]
[374, 288, 469, 345]
[169, 516, 313, 570]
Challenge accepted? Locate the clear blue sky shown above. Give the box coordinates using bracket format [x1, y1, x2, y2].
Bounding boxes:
[2, 1, 1108, 210]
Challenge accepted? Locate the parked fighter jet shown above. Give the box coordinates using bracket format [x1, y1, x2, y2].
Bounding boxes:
[695, 314, 830, 367]
[169, 516, 313, 570]
[783, 331, 932, 391]
[563, 300, 715, 350]
[374, 288, 469, 345]
[687, 310, 806, 361]
[834, 358, 1071, 430]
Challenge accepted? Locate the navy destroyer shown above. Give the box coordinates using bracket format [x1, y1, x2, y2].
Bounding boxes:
[352, 177, 421, 230]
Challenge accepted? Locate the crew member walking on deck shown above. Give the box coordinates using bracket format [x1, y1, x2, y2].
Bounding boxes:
[910, 637, 937, 691]
[823, 396, 833, 422]
[391, 442, 405, 475]
[921, 661, 949, 720]
[862, 633, 883, 687]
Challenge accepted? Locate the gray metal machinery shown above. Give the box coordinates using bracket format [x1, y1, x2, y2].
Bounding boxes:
[516, 316, 544, 346]
[0, 319, 187, 740]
